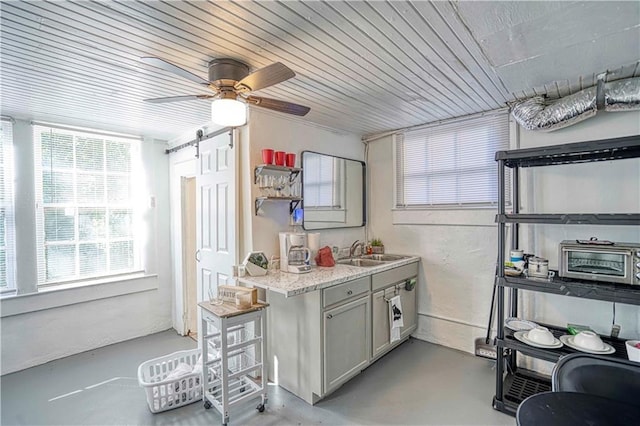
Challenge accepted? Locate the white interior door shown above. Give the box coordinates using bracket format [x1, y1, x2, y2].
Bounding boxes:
[196, 131, 237, 311]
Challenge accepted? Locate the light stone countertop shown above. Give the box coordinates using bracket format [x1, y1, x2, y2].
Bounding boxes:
[238, 256, 420, 297]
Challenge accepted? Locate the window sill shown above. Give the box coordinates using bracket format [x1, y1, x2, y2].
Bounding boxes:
[0, 273, 158, 318]
[392, 208, 498, 227]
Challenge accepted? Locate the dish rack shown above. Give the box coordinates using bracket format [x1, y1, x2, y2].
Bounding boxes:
[199, 301, 268, 426]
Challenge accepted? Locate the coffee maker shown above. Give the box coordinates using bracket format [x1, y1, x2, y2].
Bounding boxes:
[279, 232, 312, 274]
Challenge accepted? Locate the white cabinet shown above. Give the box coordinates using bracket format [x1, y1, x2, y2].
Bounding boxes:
[371, 263, 418, 360]
[323, 295, 370, 393]
[372, 288, 391, 358]
[400, 283, 417, 336]
[265, 261, 419, 404]
[266, 275, 371, 404]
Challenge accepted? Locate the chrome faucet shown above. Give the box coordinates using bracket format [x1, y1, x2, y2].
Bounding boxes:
[350, 240, 364, 258]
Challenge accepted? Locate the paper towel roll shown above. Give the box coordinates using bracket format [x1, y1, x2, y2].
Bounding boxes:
[307, 233, 320, 251]
[308, 233, 320, 265]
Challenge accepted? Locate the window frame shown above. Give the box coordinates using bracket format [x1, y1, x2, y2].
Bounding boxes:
[0, 119, 16, 293]
[33, 124, 143, 287]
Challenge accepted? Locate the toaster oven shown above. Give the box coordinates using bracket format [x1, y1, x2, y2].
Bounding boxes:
[559, 240, 640, 285]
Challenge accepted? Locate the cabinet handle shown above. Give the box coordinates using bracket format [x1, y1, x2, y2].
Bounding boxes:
[347, 290, 353, 295]
[326, 314, 333, 319]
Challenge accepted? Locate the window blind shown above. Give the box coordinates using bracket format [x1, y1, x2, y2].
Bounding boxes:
[0, 120, 15, 289]
[395, 111, 511, 208]
[303, 154, 343, 209]
[33, 125, 141, 285]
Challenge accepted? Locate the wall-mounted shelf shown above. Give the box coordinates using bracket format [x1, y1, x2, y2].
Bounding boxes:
[254, 164, 301, 184]
[254, 196, 302, 215]
[254, 164, 303, 215]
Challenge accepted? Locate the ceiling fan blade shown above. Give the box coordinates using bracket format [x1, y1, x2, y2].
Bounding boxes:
[235, 62, 295, 93]
[143, 95, 215, 103]
[246, 96, 310, 116]
[141, 57, 210, 86]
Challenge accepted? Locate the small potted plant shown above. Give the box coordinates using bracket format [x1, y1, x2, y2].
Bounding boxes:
[370, 238, 384, 254]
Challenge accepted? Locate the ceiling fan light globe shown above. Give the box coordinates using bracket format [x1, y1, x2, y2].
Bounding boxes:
[211, 98, 246, 127]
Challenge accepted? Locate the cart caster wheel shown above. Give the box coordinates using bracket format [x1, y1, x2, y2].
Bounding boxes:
[203, 400, 212, 409]
[256, 403, 265, 413]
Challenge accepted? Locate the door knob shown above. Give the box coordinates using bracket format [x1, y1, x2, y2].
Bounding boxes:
[195, 249, 201, 262]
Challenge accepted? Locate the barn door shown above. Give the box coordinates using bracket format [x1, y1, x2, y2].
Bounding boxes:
[196, 131, 237, 313]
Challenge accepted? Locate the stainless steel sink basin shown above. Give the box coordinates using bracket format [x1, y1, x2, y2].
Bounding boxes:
[336, 258, 386, 267]
[359, 254, 410, 262]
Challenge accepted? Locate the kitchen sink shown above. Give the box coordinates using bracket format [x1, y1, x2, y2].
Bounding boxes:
[336, 258, 386, 267]
[359, 254, 410, 262]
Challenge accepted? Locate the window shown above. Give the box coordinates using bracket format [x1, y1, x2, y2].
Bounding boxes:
[395, 111, 510, 209]
[34, 125, 141, 285]
[0, 120, 15, 290]
[303, 154, 344, 209]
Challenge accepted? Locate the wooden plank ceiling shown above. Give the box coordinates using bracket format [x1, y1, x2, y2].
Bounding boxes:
[1, 1, 638, 141]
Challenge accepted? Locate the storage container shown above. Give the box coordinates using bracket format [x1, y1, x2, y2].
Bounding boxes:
[137, 349, 203, 413]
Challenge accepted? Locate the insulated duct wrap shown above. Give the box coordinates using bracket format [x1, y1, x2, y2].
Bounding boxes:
[605, 78, 640, 111]
[511, 77, 640, 131]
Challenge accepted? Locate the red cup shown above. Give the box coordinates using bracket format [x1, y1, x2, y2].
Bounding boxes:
[261, 149, 274, 165]
[285, 152, 296, 168]
[274, 151, 285, 166]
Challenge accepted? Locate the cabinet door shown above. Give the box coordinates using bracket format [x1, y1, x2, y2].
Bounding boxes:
[323, 295, 370, 393]
[372, 288, 394, 359]
[400, 285, 417, 339]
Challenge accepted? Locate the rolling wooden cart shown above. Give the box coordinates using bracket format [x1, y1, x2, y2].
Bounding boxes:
[199, 301, 268, 426]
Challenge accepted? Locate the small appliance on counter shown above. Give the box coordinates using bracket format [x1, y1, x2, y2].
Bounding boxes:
[279, 232, 312, 274]
[559, 238, 640, 285]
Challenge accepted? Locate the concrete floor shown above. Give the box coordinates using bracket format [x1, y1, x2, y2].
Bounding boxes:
[1, 330, 514, 426]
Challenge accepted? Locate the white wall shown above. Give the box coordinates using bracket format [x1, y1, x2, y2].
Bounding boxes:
[240, 108, 365, 259]
[367, 111, 640, 358]
[1, 120, 173, 375]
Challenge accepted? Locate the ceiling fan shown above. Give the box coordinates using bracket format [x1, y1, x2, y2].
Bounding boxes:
[141, 57, 311, 126]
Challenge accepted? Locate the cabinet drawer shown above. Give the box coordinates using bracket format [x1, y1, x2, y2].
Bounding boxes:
[372, 262, 419, 291]
[323, 276, 370, 308]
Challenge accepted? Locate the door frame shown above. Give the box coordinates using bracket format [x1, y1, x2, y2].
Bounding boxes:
[170, 152, 197, 335]
[181, 176, 197, 336]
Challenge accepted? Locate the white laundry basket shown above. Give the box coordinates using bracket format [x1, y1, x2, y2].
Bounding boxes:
[137, 349, 203, 413]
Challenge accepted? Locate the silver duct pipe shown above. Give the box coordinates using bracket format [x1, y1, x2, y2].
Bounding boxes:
[511, 77, 640, 131]
[605, 78, 640, 111]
